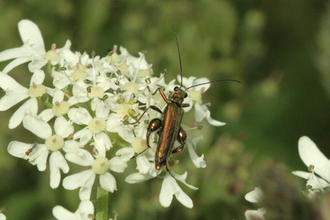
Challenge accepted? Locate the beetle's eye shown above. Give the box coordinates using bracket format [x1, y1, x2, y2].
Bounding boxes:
[184, 93, 188, 98]
[174, 86, 179, 91]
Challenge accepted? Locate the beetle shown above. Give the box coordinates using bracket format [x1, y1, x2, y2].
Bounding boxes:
[130, 27, 240, 171]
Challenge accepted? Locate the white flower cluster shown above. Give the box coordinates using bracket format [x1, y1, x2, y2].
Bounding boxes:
[0, 20, 225, 218]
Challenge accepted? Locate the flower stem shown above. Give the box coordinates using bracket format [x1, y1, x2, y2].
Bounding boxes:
[96, 184, 108, 220]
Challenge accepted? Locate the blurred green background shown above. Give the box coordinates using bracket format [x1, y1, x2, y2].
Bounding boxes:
[1, 0, 330, 219]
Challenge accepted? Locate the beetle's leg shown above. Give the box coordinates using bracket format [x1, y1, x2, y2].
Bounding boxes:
[128, 86, 170, 125]
[128, 105, 162, 125]
[157, 88, 170, 103]
[146, 118, 162, 148]
[146, 86, 170, 102]
[131, 118, 162, 159]
[164, 127, 186, 170]
[172, 126, 187, 154]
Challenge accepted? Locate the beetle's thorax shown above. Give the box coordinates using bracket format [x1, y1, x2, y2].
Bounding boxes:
[171, 86, 187, 105]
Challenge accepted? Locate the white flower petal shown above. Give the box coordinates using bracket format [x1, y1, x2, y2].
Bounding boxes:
[245, 187, 263, 203]
[292, 170, 311, 179]
[79, 172, 96, 200]
[7, 141, 49, 171]
[187, 137, 206, 168]
[125, 172, 154, 184]
[0, 46, 31, 63]
[206, 113, 226, 126]
[23, 115, 52, 139]
[65, 149, 94, 166]
[109, 157, 127, 173]
[298, 136, 330, 181]
[0, 213, 6, 220]
[245, 208, 266, 220]
[9, 98, 38, 129]
[306, 175, 330, 189]
[159, 175, 174, 207]
[63, 170, 94, 190]
[174, 186, 194, 208]
[0, 72, 28, 110]
[293, 171, 330, 189]
[52, 89, 65, 103]
[30, 69, 45, 85]
[78, 200, 94, 219]
[7, 141, 34, 160]
[194, 103, 207, 122]
[194, 103, 225, 126]
[52, 206, 75, 220]
[68, 107, 92, 125]
[2, 56, 33, 73]
[18, 19, 45, 54]
[73, 128, 92, 145]
[136, 155, 151, 174]
[100, 172, 117, 192]
[171, 171, 198, 190]
[49, 151, 69, 189]
[63, 140, 84, 153]
[39, 109, 54, 122]
[54, 117, 73, 138]
[95, 132, 112, 151]
[53, 200, 94, 220]
[160, 173, 194, 208]
[34, 147, 49, 171]
[118, 129, 135, 143]
[28, 58, 48, 72]
[94, 100, 110, 118]
[115, 147, 135, 161]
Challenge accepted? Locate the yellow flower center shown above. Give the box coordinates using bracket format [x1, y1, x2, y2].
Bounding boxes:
[45, 135, 64, 151]
[28, 83, 46, 98]
[52, 101, 70, 116]
[88, 117, 106, 134]
[189, 90, 202, 104]
[92, 156, 110, 174]
[131, 137, 147, 154]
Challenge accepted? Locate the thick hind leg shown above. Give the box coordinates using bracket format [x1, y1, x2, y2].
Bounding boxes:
[172, 126, 186, 154]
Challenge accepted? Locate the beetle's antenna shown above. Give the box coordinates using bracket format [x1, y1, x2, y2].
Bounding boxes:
[185, 79, 241, 91]
[171, 26, 183, 88]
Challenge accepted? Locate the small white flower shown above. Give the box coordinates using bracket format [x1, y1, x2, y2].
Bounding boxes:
[126, 169, 197, 208]
[179, 76, 226, 126]
[39, 88, 71, 122]
[8, 116, 75, 188]
[53, 200, 94, 220]
[292, 136, 330, 190]
[187, 135, 206, 168]
[0, 70, 49, 128]
[68, 106, 112, 152]
[63, 150, 119, 200]
[159, 172, 197, 208]
[0, 19, 47, 73]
